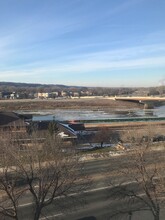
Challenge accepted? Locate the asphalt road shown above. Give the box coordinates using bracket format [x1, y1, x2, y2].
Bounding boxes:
[3, 156, 165, 220]
[17, 184, 165, 220]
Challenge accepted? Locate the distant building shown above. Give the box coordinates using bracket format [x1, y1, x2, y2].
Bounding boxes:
[1, 92, 11, 99]
[85, 90, 93, 96]
[72, 92, 80, 97]
[37, 92, 51, 99]
[52, 91, 60, 98]
[61, 91, 68, 97]
[10, 92, 19, 99]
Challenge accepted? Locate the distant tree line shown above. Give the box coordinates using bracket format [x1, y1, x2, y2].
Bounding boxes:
[0, 82, 165, 98]
[148, 86, 165, 96]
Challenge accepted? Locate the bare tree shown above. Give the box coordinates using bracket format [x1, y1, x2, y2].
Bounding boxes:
[92, 128, 120, 147]
[107, 128, 165, 220]
[0, 132, 27, 220]
[0, 130, 90, 220]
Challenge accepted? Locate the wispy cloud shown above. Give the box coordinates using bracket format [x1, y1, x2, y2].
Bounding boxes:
[1, 42, 165, 76]
[36, 56, 165, 74]
[1, 55, 164, 81]
[107, 0, 146, 16]
[0, 0, 164, 86]
[0, 70, 34, 80]
[143, 30, 165, 45]
[66, 44, 165, 62]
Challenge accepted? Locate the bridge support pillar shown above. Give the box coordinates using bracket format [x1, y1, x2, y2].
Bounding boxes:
[143, 102, 154, 109]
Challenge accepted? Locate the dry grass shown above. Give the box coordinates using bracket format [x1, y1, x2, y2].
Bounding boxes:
[0, 98, 142, 111]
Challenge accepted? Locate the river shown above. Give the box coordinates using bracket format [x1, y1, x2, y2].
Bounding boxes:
[17, 105, 165, 121]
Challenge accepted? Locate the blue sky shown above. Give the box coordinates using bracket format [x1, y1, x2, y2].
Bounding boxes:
[0, 0, 165, 87]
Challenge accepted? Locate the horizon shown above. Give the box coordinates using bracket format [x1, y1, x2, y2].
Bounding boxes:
[0, 81, 163, 89]
[0, 0, 165, 87]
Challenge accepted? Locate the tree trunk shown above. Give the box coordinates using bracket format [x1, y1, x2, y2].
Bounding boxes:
[33, 206, 42, 220]
[128, 211, 132, 220]
[154, 208, 160, 220]
[154, 215, 159, 220]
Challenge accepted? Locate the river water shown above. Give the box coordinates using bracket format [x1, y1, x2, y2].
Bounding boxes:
[18, 105, 165, 121]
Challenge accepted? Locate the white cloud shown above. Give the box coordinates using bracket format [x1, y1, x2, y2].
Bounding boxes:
[68, 44, 165, 62]
[107, 0, 146, 17]
[2, 55, 163, 78]
[1, 43, 164, 80]
[42, 56, 165, 73]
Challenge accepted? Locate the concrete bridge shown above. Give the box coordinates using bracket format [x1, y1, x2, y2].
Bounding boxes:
[114, 96, 165, 109]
